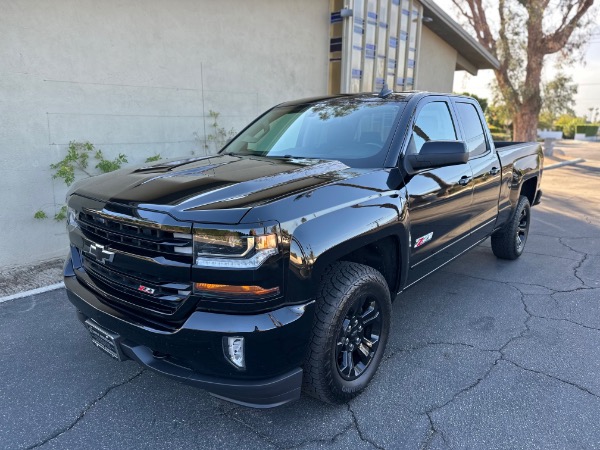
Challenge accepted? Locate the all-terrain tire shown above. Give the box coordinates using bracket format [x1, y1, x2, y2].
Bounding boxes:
[491, 195, 531, 260]
[303, 261, 392, 404]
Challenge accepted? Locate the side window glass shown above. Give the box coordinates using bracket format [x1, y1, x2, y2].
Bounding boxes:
[412, 102, 457, 153]
[455, 102, 488, 157]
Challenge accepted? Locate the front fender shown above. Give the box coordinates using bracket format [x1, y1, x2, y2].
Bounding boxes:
[283, 193, 409, 303]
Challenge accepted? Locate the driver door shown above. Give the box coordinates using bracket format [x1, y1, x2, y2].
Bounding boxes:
[405, 97, 474, 286]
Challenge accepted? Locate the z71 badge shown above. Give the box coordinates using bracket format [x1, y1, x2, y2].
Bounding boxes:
[138, 285, 156, 295]
[414, 232, 433, 248]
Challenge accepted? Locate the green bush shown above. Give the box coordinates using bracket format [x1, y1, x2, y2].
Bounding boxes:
[491, 132, 511, 142]
[576, 125, 599, 137]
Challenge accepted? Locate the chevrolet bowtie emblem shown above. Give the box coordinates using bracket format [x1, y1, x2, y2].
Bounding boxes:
[86, 242, 115, 264]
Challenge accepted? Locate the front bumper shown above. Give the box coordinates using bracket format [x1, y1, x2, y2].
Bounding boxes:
[64, 272, 315, 408]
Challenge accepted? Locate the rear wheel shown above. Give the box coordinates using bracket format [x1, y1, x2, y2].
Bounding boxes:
[491, 195, 531, 260]
[303, 262, 391, 404]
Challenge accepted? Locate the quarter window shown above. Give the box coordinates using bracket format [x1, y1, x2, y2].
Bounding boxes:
[455, 102, 488, 157]
[412, 102, 457, 153]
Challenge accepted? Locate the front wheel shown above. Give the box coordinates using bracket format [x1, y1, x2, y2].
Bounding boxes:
[303, 262, 392, 404]
[491, 195, 531, 260]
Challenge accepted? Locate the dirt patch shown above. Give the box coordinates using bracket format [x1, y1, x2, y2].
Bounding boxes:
[0, 258, 64, 297]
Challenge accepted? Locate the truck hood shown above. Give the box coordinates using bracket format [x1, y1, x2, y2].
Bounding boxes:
[71, 154, 356, 223]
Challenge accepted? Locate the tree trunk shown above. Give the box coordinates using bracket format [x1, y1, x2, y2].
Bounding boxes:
[513, 104, 540, 142]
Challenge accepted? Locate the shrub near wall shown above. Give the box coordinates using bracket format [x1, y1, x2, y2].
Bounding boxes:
[576, 125, 599, 137]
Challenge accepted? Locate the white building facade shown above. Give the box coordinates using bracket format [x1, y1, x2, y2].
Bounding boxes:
[0, 0, 497, 269]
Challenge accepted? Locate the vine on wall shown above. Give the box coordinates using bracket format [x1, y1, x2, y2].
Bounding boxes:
[35, 111, 235, 221]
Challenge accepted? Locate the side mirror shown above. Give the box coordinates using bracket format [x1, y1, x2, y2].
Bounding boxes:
[407, 141, 468, 170]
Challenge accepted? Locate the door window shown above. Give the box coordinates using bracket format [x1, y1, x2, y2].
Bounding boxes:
[455, 102, 488, 157]
[412, 102, 457, 154]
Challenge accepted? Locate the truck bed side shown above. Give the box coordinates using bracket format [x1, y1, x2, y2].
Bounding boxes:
[494, 141, 544, 229]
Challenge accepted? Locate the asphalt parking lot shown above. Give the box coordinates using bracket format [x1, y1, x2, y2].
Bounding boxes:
[2, 142, 599, 450]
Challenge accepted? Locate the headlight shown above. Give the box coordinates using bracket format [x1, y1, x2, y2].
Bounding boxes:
[66, 207, 79, 230]
[193, 223, 279, 268]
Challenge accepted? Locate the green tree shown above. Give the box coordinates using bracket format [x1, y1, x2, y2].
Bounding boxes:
[554, 114, 587, 138]
[459, 92, 488, 112]
[541, 74, 578, 122]
[452, 0, 596, 141]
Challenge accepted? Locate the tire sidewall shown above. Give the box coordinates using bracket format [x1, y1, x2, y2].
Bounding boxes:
[327, 278, 391, 398]
[514, 197, 531, 257]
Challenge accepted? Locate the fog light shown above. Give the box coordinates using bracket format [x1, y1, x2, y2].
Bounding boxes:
[223, 336, 245, 370]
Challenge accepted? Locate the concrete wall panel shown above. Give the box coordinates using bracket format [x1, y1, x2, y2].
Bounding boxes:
[0, 0, 329, 269]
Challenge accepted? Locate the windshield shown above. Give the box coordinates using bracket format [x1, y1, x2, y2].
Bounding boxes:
[221, 98, 405, 168]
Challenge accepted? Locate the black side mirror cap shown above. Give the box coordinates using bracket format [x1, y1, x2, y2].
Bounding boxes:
[407, 141, 468, 170]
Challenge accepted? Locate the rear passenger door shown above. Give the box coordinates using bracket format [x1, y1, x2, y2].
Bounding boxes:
[405, 97, 474, 286]
[452, 99, 502, 242]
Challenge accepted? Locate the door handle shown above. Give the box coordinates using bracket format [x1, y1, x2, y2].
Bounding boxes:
[489, 167, 500, 175]
[458, 176, 472, 186]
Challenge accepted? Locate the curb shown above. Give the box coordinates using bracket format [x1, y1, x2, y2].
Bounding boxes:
[0, 282, 65, 304]
[544, 158, 585, 170]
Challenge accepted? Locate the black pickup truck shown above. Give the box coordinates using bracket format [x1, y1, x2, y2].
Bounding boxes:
[64, 92, 543, 408]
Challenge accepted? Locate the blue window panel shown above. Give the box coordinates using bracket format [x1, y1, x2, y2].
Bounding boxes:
[352, 69, 363, 79]
[389, 36, 398, 48]
[375, 77, 385, 87]
[353, 45, 364, 51]
[388, 58, 397, 68]
[330, 12, 342, 23]
[401, 9, 410, 15]
[400, 31, 408, 40]
[354, 25, 365, 34]
[379, 22, 388, 28]
[407, 59, 415, 68]
[392, 0, 400, 4]
[396, 77, 405, 85]
[367, 11, 377, 24]
[355, 17, 365, 26]
[406, 77, 414, 84]
[409, 47, 416, 52]
[330, 37, 342, 53]
[365, 43, 376, 50]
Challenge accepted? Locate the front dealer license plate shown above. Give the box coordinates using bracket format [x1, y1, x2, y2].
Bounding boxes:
[85, 319, 126, 361]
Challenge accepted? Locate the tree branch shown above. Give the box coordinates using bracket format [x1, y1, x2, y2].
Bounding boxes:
[542, 0, 595, 53]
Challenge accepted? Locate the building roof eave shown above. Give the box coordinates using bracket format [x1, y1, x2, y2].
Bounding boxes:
[419, 0, 500, 71]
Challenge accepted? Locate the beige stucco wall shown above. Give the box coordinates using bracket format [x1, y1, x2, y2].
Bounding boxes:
[0, 0, 329, 269]
[415, 26, 457, 93]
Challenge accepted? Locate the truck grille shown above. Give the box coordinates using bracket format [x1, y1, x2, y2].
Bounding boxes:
[77, 210, 192, 262]
[74, 208, 194, 317]
[83, 257, 191, 315]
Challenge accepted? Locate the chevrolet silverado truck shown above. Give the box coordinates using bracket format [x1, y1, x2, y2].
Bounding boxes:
[64, 91, 543, 408]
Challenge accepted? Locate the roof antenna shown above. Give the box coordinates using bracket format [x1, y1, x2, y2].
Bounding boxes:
[378, 81, 393, 98]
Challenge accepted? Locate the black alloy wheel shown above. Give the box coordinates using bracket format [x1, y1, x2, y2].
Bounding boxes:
[336, 295, 382, 380]
[491, 195, 531, 260]
[303, 261, 391, 404]
[515, 206, 530, 252]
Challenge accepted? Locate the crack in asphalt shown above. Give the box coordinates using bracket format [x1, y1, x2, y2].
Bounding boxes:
[25, 369, 145, 449]
[419, 273, 600, 446]
[442, 269, 591, 295]
[558, 237, 592, 287]
[288, 424, 355, 449]
[421, 412, 451, 450]
[223, 403, 383, 449]
[503, 359, 600, 401]
[346, 403, 386, 450]
[224, 412, 283, 449]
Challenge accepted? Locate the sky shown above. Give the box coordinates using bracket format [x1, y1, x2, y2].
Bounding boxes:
[435, 0, 600, 119]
